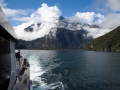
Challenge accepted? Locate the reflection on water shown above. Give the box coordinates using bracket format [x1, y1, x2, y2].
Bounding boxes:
[21, 50, 120, 90]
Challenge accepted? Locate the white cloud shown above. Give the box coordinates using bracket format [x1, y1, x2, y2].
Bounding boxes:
[68, 12, 116, 39]
[100, 13, 120, 28]
[83, 27, 112, 38]
[69, 12, 106, 25]
[12, 17, 39, 22]
[94, 13, 106, 25]
[69, 11, 120, 29]
[14, 3, 62, 41]
[0, 0, 34, 17]
[69, 12, 95, 24]
[2, 8, 34, 17]
[0, 0, 6, 7]
[94, 0, 120, 28]
[106, 0, 120, 11]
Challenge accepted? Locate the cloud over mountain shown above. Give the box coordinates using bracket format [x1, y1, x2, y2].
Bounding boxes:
[13, 3, 62, 41]
[69, 12, 105, 25]
[100, 13, 120, 29]
[69, 12, 95, 24]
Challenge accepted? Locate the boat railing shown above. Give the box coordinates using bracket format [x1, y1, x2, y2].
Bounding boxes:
[16, 57, 30, 74]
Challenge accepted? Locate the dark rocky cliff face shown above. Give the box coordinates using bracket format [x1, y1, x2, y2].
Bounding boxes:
[15, 28, 93, 50]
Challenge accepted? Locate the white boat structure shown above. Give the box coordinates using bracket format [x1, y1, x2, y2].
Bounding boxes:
[0, 6, 32, 90]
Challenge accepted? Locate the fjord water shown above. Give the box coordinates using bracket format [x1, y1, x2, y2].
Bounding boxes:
[21, 50, 120, 90]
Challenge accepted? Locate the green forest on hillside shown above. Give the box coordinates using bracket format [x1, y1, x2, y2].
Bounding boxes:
[84, 26, 120, 52]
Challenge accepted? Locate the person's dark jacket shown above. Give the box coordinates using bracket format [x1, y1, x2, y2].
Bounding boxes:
[16, 52, 20, 59]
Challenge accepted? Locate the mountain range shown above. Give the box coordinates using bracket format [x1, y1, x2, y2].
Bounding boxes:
[15, 16, 102, 50]
[24, 16, 100, 33]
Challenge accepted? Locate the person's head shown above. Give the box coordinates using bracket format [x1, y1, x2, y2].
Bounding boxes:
[18, 50, 20, 53]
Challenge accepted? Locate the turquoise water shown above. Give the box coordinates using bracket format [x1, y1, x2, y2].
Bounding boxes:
[21, 50, 120, 90]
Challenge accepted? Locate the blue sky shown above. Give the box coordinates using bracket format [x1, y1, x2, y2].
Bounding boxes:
[5, 0, 94, 16]
[1, 0, 120, 40]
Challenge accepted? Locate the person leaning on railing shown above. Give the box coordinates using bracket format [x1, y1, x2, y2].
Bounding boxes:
[15, 50, 22, 65]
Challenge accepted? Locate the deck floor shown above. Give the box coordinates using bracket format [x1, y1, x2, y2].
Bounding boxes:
[12, 67, 30, 90]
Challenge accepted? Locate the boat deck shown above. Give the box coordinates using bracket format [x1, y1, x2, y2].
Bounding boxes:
[12, 59, 30, 90]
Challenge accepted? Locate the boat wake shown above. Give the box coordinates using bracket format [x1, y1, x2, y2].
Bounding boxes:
[22, 50, 65, 90]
